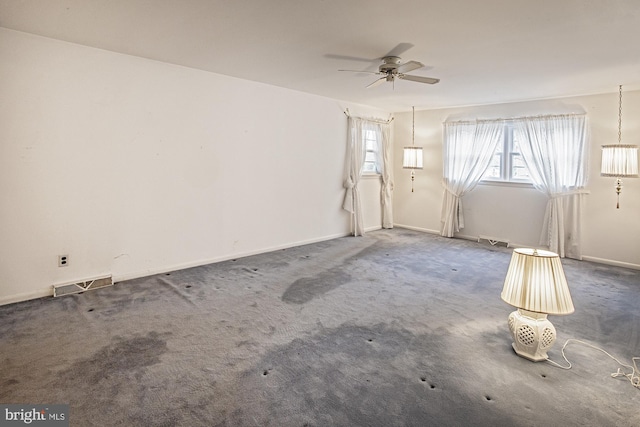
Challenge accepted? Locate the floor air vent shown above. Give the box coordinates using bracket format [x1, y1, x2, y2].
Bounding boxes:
[53, 275, 113, 297]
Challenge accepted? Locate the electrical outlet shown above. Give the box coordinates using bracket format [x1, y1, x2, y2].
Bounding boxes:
[58, 255, 69, 267]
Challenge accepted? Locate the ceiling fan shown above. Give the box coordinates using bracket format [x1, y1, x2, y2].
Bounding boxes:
[340, 56, 440, 88]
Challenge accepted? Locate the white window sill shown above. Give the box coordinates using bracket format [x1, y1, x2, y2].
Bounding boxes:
[362, 173, 382, 180]
[479, 180, 534, 189]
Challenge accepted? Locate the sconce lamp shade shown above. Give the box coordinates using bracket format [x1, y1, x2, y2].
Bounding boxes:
[600, 145, 639, 177]
[501, 248, 574, 315]
[402, 146, 424, 169]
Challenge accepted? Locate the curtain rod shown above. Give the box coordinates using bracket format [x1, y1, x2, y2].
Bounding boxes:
[444, 112, 586, 125]
[344, 108, 394, 124]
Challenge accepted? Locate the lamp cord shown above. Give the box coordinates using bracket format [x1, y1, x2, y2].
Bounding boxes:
[545, 338, 639, 390]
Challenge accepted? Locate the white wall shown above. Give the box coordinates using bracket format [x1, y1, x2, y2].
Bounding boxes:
[359, 176, 383, 232]
[0, 28, 389, 304]
[4, 27, 636, 306]
[394, 92, 640, 268]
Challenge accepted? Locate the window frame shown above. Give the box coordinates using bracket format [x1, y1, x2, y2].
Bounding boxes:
[481, 123, 532, 185]
[362, 128, 382, 175]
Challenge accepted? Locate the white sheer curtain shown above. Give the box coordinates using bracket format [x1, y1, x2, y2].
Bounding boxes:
[378, 122, 394, 229]
[343, 117, 370, 236]
[441, 121, 504, 237]
[343, 116, 392, 235]
[513, 114, 588, 259]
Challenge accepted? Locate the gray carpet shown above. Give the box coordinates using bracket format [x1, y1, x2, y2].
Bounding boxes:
[1, 229, 639, 426]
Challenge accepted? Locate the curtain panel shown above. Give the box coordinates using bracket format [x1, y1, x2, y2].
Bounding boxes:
[379, 122, 394, 229]
[513, 114, 588, 259]
[343, 117, 366, 236]
[441, 121, 504, 237]
[343, 117, 392, 236]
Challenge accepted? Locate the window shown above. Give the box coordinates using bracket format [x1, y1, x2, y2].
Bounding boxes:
[362, 129, 381, 174]
[482, 124, 531, 182]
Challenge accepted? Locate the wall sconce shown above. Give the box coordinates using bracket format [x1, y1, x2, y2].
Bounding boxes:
[402, 106, 423, 192]
[501, 248, 574, 362]
[601, 85, 639, 208]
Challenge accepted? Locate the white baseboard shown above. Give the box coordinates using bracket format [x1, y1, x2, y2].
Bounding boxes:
[113, 231, 351, 283]
[0, 288, 52, 306]
[393, 223, 441, 235]
[394, 226, 640, 270]
[0, 232, 352, 307]
[4, 229, 636, 307]
[582, 256, 640, 270]
[1, 272, 116, 306]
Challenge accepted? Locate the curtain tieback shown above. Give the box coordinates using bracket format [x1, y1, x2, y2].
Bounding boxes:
[343, 180, 355, 190]
[441, 180, 458, 197]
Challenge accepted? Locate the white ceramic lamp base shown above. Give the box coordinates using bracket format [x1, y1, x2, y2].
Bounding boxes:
[507, 309, 557, 362]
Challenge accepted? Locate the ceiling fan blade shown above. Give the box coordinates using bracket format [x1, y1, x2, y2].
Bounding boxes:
[396, 61, 424, 74]
[338, 69, 381, 75]
[397, 74, 440, 84]
[366, 76, 387, 88]
[383, 43, 414, 58]
[325, 53, 378, 63]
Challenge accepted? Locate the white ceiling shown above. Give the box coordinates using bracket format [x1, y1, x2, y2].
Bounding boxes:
[2, 0, 640, 112]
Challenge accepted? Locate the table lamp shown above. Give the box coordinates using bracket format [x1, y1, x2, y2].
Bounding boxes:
[501, 248, 574, 361]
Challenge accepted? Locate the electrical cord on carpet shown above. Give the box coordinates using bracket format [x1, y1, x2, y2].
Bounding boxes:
[545, 339, 639, 390]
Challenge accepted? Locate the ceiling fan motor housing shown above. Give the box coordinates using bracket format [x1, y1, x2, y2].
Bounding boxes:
[379, 56, 402, 73]
[338, 54, 438, 88]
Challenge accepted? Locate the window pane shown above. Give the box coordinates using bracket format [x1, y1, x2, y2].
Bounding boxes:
[365, 139, 377, 151]
[362, 161, 376, 173]
[480, 124, 531, 183]
[511, 154, 530, 180]
[512, 134, 521, 150]
[365, 151, 377, 163]
[364, 129, 376, 140]
[363, 128, 380, 174]
[483, 153, 502, 179]
[494, 141, 504, 153]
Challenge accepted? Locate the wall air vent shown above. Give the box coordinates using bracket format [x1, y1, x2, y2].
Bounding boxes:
[477, 235, 510, 248]
[53, 275, 113, 297]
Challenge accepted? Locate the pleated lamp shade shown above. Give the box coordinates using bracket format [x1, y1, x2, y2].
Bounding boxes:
[402, 146, 423, 169]
[501, 248, 574, 315]
[600, 145, 639, 177]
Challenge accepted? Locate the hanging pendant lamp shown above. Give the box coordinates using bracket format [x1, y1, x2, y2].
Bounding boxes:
[601, 85, 638, 208]
[402, 106, 424, 192]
